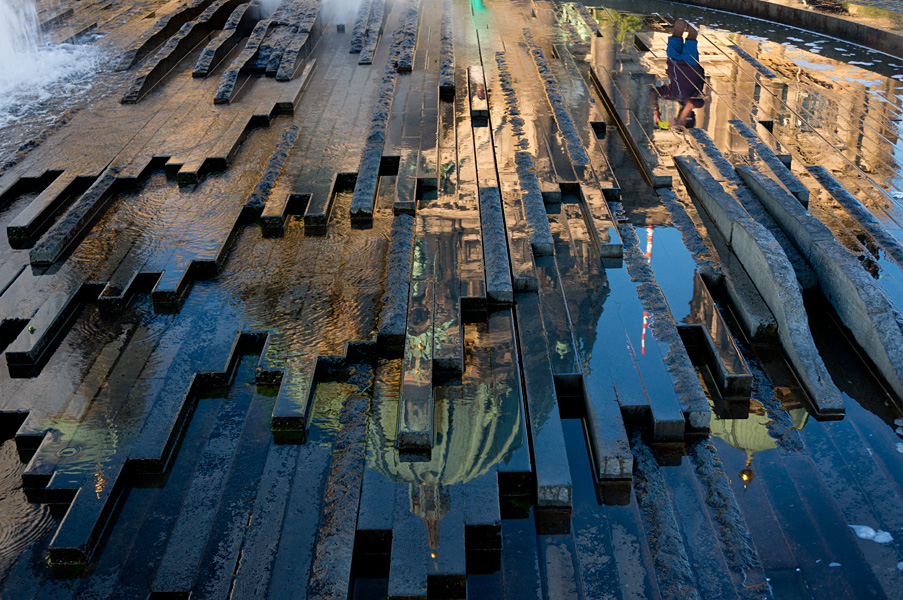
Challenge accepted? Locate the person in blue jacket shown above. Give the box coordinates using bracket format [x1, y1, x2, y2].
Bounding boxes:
[650, 19, 706, 129]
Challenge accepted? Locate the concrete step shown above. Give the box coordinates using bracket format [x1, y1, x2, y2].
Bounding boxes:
[358, 0, 386, 65]
[173, 369, 274, 599]
[118, 0, 222, 71]
[122, 0, 247, 104]
[29, 167, 121, 267]
[193, 2, 259, 78]
[396, 227, 435, 452]
[214, 19, 277, 104]
[129, 325, 249, 474]
[148, 357, 264, 596]
[307, 366, 373, 600]
[512, 291, 572, 514]
[7, 172, 98, 249]
[674, 154, 844, 417]
[679, 272, 753, 402]
[485, 310, 533, 496]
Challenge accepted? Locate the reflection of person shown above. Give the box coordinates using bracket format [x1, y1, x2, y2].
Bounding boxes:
[650, 19, 706, 129]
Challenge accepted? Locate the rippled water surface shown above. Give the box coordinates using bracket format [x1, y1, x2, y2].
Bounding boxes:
[0, 440, 54, 584]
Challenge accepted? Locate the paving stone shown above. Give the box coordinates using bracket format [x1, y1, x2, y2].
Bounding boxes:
[350, 0, 374, 53]
[463, 466, 501, 551]
[46, 458, 127, 572]
[7, 2, 903, 598]
[498, 175, 539, 293]
[388, 478, 466, 600]
[439, 2, 454, 97]
[686, 128, 817, 290]
[226, 442, 300, 599]
[275, 0, 323, 81]
[129, 321, 242, 473]
[739, 162, 903, 407]
[122, 0, 248, 104]
[394, 148, 419, 214]
[586, 65, 672, 187]
[396, 277, 435, 451]
[394, 0, 420, 72]
[214, 19, 277, 104]
[485, 309, 533, 494]
[513, 291, 572, 510]
[308, 368, 373, 600]
[189, 377, 274, 599]
[5, 283, 102, 369]
[266, 442, 332, 599]
[430, 225, 463, 373]
[118, 0, 222, 71]
[808, 165, 903, 270]
[359, 0, 388, 65]
[379, 213, 416, 350]
[149, 359, 262, 596]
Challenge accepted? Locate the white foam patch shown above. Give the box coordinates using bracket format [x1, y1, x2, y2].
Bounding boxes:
[849, 525, 894, 543]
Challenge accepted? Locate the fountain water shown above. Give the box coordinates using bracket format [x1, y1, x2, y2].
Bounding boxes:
[0, 0, 45, 95]
[0, 0, 100, 129]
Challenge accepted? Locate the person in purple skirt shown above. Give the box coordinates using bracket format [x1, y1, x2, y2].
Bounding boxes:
[650, 19, 706, 130]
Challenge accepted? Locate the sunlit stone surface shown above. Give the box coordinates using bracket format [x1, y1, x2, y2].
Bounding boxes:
[0, 0, 902, 598]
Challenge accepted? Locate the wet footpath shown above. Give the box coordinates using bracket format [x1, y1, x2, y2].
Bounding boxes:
[1, 0, 903, 598]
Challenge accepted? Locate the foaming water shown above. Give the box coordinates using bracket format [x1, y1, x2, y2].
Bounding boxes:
[0, 0, 101, 129]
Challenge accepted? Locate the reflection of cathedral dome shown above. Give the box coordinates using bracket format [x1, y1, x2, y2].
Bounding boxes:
[366, 375, 524, 488]
[364, 365, 525, 558]
[709, 401, 809, 486]
[710, 410, 778, 456]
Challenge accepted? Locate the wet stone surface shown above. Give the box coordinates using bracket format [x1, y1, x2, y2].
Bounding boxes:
[2, 0, 903, 598]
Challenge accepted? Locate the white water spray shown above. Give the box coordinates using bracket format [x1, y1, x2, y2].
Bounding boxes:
[0, 0, 42, 81]
[0, 0, 100, 128]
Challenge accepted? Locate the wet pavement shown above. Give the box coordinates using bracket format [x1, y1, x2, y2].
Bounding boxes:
[0, 0, 903, 598]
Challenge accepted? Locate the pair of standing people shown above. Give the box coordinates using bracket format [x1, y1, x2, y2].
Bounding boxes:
[650, 19, 706, 129]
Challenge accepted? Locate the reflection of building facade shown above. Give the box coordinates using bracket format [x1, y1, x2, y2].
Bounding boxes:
[714, 37, 902, 205]
[592, 8, 902, 210]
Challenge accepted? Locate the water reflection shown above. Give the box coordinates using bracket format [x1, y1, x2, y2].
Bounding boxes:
[588, 0, 903, 227]
[365, 325, 525, 551]
[709, 398, 809, 486]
